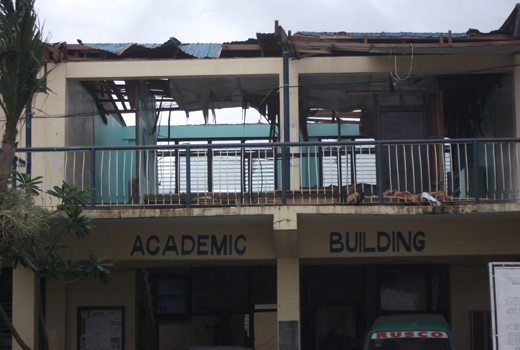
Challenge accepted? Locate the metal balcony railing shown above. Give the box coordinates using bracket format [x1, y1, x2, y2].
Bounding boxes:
[14, 138, 520, 209]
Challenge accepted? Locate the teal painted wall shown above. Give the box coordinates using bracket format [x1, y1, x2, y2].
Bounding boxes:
[155, 123, 360, 141]
[93, 81, 157, 204]
[96, 118, 362, 197]
[93, 103, 134, 204]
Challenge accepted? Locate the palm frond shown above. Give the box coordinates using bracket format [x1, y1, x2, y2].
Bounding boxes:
[0, 0, 46, 143]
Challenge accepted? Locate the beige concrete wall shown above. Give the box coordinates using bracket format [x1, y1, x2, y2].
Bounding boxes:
[450, 265, 491, 350]
[299, 214, 520, 258]
[31, 63, 68, 206]
[65, 58, 283, 80]
[12, 268, 37, 350]
[41, 210, 519, 350]
[62, 218, 276, 261]
[33, 62, 67, 148]
[294, 55, 512, 76]
[62, 55, 513, 82]
[65, 270, 136, 350]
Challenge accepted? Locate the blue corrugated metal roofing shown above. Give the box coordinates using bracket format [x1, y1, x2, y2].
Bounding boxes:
[297, 31, 468, 38]
[81, 43, 162, 56]
[82, 37, 180, 55]
[178, 43, 222, 58]
[81, 39, 222, 59]
[80, 30, 471, 58]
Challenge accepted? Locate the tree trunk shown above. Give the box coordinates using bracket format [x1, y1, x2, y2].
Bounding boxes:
[0, 136, 18, 203]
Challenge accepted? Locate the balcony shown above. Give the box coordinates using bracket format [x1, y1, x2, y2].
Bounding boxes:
[14, 138, 520, 210]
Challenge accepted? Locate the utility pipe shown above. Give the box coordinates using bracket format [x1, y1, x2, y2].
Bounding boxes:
[282, 51, 290, 202]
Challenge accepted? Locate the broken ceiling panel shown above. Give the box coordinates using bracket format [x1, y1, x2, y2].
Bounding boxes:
[300, 74, 438, 112]
[169, 76, 279, 117]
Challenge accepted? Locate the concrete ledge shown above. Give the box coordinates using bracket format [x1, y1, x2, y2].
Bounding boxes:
[85, 203, 520, 220]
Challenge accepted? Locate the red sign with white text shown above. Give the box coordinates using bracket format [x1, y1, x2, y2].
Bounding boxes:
[371, 331, 448, 339]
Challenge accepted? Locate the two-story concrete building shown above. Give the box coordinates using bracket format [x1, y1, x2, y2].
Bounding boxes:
[3, 5, 520, 350]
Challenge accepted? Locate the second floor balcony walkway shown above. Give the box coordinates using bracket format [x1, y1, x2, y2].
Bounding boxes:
[14, 138, 520, 212]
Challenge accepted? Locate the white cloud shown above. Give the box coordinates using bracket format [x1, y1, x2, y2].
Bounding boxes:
[35, 0, 519, 44]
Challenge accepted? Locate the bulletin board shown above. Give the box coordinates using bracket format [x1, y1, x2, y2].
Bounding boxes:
[77, 307, 124, 350]
[489, 263, 520, 350]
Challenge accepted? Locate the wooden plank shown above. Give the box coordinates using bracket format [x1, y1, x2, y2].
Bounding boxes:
[106, 92, 126, 126]
[107, 81, 129, 111]
[295, 42, 369, 52]
[60, 56, 107, 61]
[306, 118, 360, 124]
[293, 33, 517, 42]
[295, 39, 520, 53]
[313, 110, 360, 117]
[297, 49, 332, 55]
[222, 44, 262, 51]
[371, 40, 520, 49]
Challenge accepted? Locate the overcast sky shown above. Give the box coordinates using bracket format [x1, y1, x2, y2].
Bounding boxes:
[35, 0, 519, 45]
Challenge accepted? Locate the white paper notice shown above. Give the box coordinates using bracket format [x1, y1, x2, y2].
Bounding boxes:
[81, 309, 123, 350]
[495, 267, 520, 350]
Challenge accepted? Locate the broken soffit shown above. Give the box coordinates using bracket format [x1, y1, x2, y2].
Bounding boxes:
[300, 74, 438, 112]
[169, 76, 280, 117]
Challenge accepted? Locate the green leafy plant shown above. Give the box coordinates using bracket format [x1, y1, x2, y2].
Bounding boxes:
[0, 0, 49, 196]
[14, 172, 43, 196]
[0, 173, 112, 350]
[47, 181, 94, 208]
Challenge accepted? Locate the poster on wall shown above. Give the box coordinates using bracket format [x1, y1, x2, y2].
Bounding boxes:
[77, 307, 124, 350]
[489, 263, 520, 350]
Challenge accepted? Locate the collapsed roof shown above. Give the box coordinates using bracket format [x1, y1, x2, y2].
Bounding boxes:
[44, 5, 520, 137]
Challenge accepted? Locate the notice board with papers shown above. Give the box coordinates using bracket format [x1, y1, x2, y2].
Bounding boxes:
[77, 307, 124, 350]
[489, 263, 520, 350]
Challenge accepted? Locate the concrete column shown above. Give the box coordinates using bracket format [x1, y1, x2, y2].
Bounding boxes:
[289, 59, 301, 190]
[513, 55, 520, 198]
[277, 258, 300, 350]
[279, 59, 301, 191]
[288, 59, 300, 143]
[33, 62, 67, 148]
[12, 268, 37, 350]
[33, 63, 68, 206]
[273, 207, 300, 350]
[46, 282, 67, 350]
[514, 55, 520, 138]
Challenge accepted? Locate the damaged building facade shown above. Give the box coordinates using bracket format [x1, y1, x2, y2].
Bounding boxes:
[3, 5, 520, 350]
